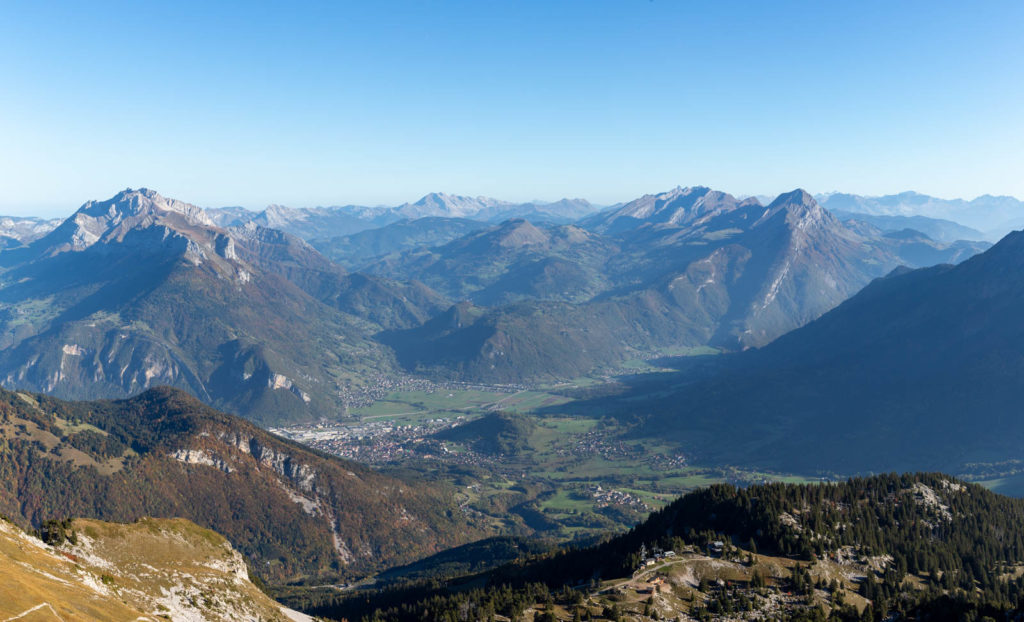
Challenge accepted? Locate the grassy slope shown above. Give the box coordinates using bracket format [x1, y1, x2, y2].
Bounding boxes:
[0, 516, 309, 622]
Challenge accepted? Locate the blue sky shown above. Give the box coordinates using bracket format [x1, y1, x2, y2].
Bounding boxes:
[1, 1, 1022, 215]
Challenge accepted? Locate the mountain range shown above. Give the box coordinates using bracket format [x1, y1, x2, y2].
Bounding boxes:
[377, 187, 988, 382]
[3, 182, 1024, 619]
[206, 192, 601, 241]
[6, 189, 1018, 249]
[0, 185, 993, 421]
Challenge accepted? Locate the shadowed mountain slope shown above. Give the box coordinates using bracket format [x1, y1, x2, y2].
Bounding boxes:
[311, 216, 490, 267]
[563, 229, 1024, 474]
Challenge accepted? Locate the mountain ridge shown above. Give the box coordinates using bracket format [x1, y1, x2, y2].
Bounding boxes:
[0, 386, 481, 582]
[817, 191, 1024, 239]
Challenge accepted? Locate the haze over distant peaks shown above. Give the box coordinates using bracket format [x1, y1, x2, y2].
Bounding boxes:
[0, 215, 62, 248]
[205, 192, 601, 241]
[397, 192, 513, 219]
[816, 191, 1024, 239]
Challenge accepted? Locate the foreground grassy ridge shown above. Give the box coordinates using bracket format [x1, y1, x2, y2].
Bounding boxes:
[0, 516, 309, 621]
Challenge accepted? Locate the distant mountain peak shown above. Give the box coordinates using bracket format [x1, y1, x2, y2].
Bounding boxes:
[757, 189, 840, 236]
[80, 187, 214, 226]
[768, 188, 816, 207]
[583, 185, 746, 233]
[765, 188, 826, 217]
[414, 191, 453, 204]
[490, 219, 548, 247]
[31, 188, 218, 257]
[397, 192, 511, 219]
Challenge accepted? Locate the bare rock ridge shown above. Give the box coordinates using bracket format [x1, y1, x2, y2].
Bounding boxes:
[37, 187, 215, 256]
[581, 185, 760, 233]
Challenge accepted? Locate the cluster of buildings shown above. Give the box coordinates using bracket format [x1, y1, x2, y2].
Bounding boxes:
[561, 431, 645, 462]
[635, 543, 678, 572]
[272, 416, 465, 465]
[588, 485, 651, 511]
[336, 375, 440, 410]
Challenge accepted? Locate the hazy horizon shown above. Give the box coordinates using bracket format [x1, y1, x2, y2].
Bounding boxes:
[5, 185, 1024, 220]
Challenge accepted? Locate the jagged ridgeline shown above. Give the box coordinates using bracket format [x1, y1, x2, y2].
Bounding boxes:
[288, 474, 1024, 620]
[0, 386, 482, 582]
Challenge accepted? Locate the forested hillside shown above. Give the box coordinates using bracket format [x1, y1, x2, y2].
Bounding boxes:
[0, 386, 482, 582]
[284, 473, 1024, 621]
